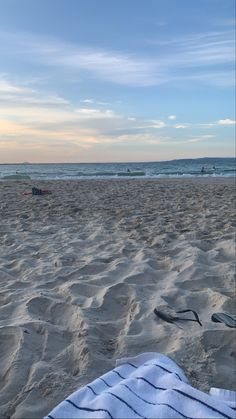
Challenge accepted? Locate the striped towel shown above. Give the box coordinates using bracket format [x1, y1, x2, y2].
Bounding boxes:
[45, 352, 236, 419]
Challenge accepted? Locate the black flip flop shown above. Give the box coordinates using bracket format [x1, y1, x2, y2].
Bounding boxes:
[211, 313, 236, 328]
[154, 308, 202, 327]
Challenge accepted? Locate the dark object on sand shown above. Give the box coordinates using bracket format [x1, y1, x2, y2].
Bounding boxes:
[154, 308, 202, 326]
[22, 187, 51, 196]
[32, 187, 43, 195]
[211, 313, 236, 328]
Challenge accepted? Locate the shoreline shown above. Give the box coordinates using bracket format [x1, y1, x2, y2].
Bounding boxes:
[0, 176, 235, 183]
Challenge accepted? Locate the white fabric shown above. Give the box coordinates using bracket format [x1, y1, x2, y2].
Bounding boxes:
[45, 352, 236, 419]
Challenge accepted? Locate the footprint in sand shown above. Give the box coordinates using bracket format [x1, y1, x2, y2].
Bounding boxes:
[26, 296, 85, 332]
[0, 326, 22, 392]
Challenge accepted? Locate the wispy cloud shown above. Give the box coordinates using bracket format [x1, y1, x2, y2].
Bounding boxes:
[213, 18, 236, 28]
[110, 133, 216, 146]
[0, 78, 170, 137]
[0, 76, 69, 107]
[147, 30, 235, 85]
[148, 29, 234, 53]
[148, 120, 166, 129]
[217, 118, 236, 125]
[0, 78, 29, 93]
[80, 98, 94, 104]
[0, 74, 233, 162]
[174, 124, 187, 129]
[0, 29, 234, 87]
[1, 31, 157, 87]
[80, 98, 109, 106]
[187, 134, 216, 143]
[183, 70, 235, 87]
[74, 108, 119, 120]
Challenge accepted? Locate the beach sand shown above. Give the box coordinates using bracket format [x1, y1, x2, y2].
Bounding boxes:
[0, 178, 235, 418]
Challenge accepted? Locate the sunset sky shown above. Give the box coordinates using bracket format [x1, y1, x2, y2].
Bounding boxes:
[0, 0, 235, 163]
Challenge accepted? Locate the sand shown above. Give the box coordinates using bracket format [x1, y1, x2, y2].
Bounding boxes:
[0, 178, 235, 418]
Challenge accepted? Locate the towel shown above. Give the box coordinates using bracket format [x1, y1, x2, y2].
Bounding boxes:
[45, 352, 236, 419]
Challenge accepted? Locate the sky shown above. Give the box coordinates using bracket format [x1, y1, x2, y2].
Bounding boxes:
[0, 0, 235, 163]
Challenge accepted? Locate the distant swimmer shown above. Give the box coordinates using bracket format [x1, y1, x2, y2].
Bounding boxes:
[127, 168, 130, 173]
[213, 166, 216, 170]
[201, 166, 205, 173]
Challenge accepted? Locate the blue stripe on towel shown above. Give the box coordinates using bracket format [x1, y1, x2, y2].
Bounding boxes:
[87, 384, 97, 396]
[110, 369, 233, 418]
[94, 377, 189, 418]
[136, 376, 166, 391]
[136, 376, 233, 419]
[174, 389, 234, 419]
[120, 383, 188, 419]
[127, 361, 183, 382]
[117, 370, 233, 419]
[86, 384, 144, 418]
[66, 398, 113, 419]
[106, 391, 145, 418]
[87, 384, 145, 418]
[112, 369, 126, 379]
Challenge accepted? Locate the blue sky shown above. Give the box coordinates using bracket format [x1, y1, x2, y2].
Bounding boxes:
[0, 0, 235, 163]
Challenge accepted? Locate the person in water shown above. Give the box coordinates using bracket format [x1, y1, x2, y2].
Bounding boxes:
[201, 166, 205, 173]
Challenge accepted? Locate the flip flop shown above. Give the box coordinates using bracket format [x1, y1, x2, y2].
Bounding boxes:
[154, 307, 202, 327]
[175, 309, 202, 326]
[153, 308, 176, 325]
[211, 313, 236, 328]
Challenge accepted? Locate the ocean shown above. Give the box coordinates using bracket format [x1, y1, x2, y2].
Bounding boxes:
[0, 158, 235, 180]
